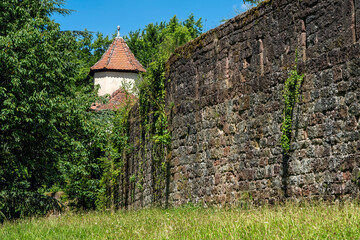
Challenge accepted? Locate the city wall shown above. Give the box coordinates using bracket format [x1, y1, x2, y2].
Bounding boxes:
[123, 0, 360, 208]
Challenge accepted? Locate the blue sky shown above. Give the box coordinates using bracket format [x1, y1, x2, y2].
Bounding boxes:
[52, 0, 251, 38]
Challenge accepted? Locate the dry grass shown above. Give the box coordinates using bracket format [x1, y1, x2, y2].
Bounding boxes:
[1, 201, 360, 239]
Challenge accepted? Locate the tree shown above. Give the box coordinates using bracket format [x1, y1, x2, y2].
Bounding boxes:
[71, 30, 113, 84]
[243, 0, 262, 4]
[124, 14, 203, 68]
[183, 14, 203, 39]
[60, 30, 114, 210]
[0, 0, 102, 220]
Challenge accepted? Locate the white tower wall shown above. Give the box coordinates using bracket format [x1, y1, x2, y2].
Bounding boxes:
[94, 71, 139, 96]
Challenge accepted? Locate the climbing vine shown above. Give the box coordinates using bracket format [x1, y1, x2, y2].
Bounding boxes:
[96, 91, 134, 211]
[96, 15, 202, 208]
[281, 54, 304, 155]
[138, 55, 171, 204]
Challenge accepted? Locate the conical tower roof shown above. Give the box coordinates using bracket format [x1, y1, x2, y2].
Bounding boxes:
[90, 36, 146, 76]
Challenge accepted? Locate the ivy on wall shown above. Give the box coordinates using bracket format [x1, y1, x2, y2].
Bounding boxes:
[95, 15, 203, 210]
[96, 91, 134, 211]
[138, 56, 171, 204]
[281, 53, 304, 155]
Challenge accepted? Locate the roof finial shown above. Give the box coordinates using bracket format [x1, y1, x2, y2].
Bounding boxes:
[117, 25, 120, 38]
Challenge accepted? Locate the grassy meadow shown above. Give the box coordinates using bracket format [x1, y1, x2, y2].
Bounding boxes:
[1, 202, 360, 239]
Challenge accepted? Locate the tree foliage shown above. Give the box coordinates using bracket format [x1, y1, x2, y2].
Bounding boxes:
[71, 30, 112, 84]
[243, 0, 263, 5]
[0, 0, 107, 220]
[0, 0, 203, 218]
[125, 14, 202, 68]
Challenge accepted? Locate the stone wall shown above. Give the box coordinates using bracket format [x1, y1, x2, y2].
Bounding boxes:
[121, 103, 169, 209]
[122, 0, 360, 208]
[165, 0, 360, 206]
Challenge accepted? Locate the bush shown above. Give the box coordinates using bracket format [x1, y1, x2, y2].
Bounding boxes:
[0, 191, 62, 223]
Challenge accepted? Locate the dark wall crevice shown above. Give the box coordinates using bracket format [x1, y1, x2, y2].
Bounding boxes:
[351, 0, 357, 42]
[354, 0, 359, 42]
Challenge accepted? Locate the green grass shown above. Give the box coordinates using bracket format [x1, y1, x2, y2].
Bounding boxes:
[1, 201, 360, 239]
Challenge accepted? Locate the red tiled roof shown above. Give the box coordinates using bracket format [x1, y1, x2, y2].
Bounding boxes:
[90, 89, 137, 111]
[90, 37, 146, 76]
